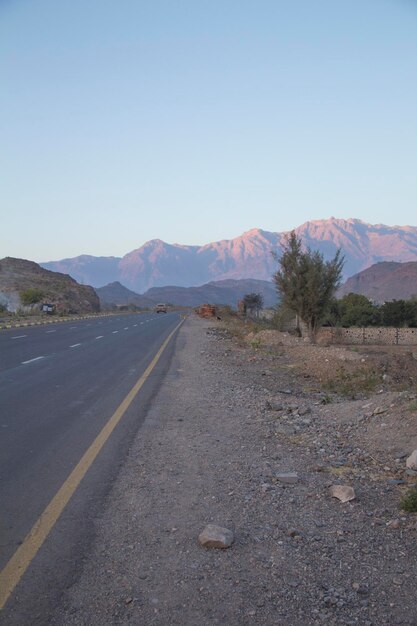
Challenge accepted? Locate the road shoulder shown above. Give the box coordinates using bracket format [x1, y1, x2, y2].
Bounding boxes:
[53, 315, 416, 626]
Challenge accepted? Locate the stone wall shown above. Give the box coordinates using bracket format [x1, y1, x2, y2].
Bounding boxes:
[317, 326, 417, 345]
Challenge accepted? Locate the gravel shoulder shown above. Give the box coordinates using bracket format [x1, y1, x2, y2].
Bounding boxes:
[53, 315, 416, 626]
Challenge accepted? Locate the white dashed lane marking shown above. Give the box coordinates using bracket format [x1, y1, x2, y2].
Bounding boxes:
[46, 330, 56, 333]
[11, 335, 27, 339]
[69, 343, 82, 348]
[22, 356, 45, 365]
[95, 336, 104, 340]
[112, 331, 118, 334]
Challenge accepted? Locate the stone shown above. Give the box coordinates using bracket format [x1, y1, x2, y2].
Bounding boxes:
[386, 519, 400, 529]
[405, 450, 417, 470]
[198, 524, 234, 549]
[265, 400, 283, 411]
[275, 472, 299, 484]
[329, 485, 356, 503]
[372, 406, 387, 416]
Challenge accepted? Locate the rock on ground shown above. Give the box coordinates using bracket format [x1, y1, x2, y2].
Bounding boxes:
[406, 450, 417, 469]
[198, 524, 234, 548]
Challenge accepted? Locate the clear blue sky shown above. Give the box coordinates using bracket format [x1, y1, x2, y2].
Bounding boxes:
[1, 0, 416, 261]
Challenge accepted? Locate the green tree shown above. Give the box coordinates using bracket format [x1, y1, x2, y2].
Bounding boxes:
[242, 293, 264, 317]
[338, 293, 380, 327]
[20, 288, 45, 306]
[381, 299, 417, 327]
[404, 299, 417, 327]
[273, 231, 344, 342]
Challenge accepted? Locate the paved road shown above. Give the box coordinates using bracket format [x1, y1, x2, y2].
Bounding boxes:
[0, 312, 183, 624]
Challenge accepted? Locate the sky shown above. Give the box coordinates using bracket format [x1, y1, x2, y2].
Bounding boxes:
[1, 0, 416, 262]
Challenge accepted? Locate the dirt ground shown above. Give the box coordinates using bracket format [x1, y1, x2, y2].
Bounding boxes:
[247, 327, 417, 457]
[51, 315, 416, 626]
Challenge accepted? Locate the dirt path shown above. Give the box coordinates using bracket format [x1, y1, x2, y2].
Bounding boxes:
[52, 316, 416, 626]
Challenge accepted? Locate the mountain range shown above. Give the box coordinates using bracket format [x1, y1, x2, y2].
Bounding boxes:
[41, 218, 417, 293]
[144, 279, 278, 308]
[96, 279, 278, 309]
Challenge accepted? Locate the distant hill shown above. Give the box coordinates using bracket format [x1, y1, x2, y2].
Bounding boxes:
[144, 279, 278, 308]
[0, 257, 100, 313]
[44, 254, 121, 287]
[338, 261, 417, 303]
[95, 281, 155, 309]
[41, 218, 417, 292]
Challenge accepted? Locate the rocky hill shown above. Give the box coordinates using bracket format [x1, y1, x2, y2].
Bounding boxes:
[95, 282, 155, 309]
[41, 218, 417, 292]
[0, 257, 100, 313]
[338, 261, 417, 303]
[144, 279, 278, 308]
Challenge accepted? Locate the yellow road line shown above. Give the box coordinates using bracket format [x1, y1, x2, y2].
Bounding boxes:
[0, 317, 185, 610]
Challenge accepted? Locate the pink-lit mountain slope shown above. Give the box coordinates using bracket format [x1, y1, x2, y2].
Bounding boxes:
[41, 218, 417, 293]
[338, 261, 417, 303]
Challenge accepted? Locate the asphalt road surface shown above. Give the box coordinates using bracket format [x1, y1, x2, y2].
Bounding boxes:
[0, 312, 183, 625]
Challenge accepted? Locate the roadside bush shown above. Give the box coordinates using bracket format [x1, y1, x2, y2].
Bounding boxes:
[20, 288, 44, 305]
[400, 486, 417, 513]
[324, 365, 380, 399]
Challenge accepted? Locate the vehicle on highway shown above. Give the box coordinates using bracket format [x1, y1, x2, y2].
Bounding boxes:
[155, 303, 168, 313]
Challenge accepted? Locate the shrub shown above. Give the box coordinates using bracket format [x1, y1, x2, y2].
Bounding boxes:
[324, 365, 380, 399]
[20, 288, 45, 305]
[400, 486, 417, 513]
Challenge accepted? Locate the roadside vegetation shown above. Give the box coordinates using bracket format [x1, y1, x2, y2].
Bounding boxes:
[19, 287, 45, 305]
[322, 364, 381, 398]
[400, 486, 417, 512]
[272, 231, 344, 342]
[325, 293, 417, 328]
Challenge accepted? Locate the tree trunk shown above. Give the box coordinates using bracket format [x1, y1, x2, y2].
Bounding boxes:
[308, 321, 317, 344]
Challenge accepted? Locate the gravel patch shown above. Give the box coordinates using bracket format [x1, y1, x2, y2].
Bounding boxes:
[52, 316, 417, 626]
